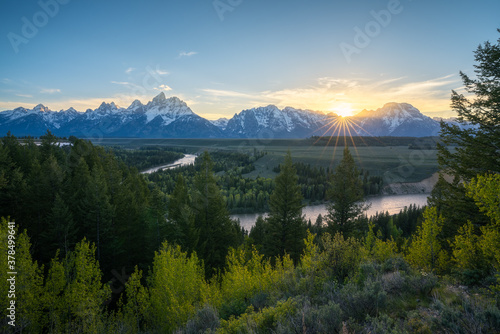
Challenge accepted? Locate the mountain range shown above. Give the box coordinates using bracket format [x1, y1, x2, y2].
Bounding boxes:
[0, 93, 459, 138]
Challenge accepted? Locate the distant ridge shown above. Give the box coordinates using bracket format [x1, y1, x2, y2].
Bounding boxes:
[0, 94, 464, 138]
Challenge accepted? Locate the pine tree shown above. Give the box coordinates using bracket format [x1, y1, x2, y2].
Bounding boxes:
[264, 151, 306, 263]
[167, 174, 196, 250]
[82, 165, 115, 268]
[191, 152, 242, 276]
[249, 215, 267, 251]
[435, 30, 500, 229]
[326, 146, 369, 238]
[41, 193, 78, 259]
[150, 186, 168, 250]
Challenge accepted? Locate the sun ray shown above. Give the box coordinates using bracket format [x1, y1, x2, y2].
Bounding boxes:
[305, 108, 397, 173]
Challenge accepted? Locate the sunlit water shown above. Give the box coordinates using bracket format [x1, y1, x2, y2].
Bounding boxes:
[140, 154, 197, 174]
[232, 193, 430, 231]
[140, 154, 430, 232]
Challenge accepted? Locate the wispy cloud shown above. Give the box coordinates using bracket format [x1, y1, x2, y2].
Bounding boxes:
[201, 88, 253, 98]
[154, 68, 169, 75]
[196, 74, 461, 118]
[178, 51, 198, 58]
[40, 88, 61, 94]
[111, 81, 132, 85]
[125, 67, 135, 74]
[16, 93, 33, 98]
[154, 84, 172, 91]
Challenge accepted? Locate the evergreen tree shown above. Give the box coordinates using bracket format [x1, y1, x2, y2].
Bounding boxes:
[41, 193, 78, 259]
[81, 165, 115, 268]
[326, 146, 369, 238]
[435, 30, 500, 230]
[306, 214, 325, 237]
[167, 174, 196, 250]
[150, 186, 167, 250]
[191, 152, 242, 276]
[249, 215, 267, 252]
[264, 151, 306, 263]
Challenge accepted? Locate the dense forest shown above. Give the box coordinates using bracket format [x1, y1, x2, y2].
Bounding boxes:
[1, 32, 500, 333]
[107, 146, 185, 172]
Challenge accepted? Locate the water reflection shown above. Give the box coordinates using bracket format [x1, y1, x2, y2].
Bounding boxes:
[232, 193, 429, 231]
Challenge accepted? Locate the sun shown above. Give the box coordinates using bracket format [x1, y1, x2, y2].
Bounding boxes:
[330, 103, 355, 118]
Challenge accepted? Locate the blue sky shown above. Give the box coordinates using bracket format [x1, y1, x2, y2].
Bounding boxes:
[0, 0, 499, 119]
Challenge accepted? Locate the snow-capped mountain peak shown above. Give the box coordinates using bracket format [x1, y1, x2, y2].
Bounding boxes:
[211, 117, 229, 130]
[128, 99, 144, 111]
[0, 98, 463, 138]
[96, 102, 120, 112]
[33, 104, 50, 113]
[151, 92, 167, 104]
[144, 94, 194, 124]
[351, 102, 441, 137]
[224, 104, 330, 138]
[64, 107, 78, 114]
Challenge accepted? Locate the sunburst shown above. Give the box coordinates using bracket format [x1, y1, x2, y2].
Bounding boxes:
[310, 113, 382, 169]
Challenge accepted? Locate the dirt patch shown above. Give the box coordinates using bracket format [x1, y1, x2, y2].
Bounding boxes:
[382, 172, 453, 195]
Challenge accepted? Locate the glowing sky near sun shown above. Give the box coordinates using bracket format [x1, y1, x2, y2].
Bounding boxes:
[0, 0, 499, 119]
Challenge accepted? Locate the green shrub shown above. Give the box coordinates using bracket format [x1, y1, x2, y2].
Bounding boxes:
[183, 305, 220, 334]
[336, 280, 387, 321]
[432, 294, 500, 334]
[275, 298, 343, 334]
[218, 298, 297, 334]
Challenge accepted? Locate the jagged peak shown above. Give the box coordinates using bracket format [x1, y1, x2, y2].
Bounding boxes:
[128, 99, 143, 109]
[61, 107, 78, 113]
[34, 104, 50, 112]
[381, 102, 417, 110]
[152, 92, 167, 103]
[96, 101, 119, 112]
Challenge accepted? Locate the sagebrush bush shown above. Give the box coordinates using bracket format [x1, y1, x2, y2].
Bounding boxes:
[336, 279, 387, 321]
[181, 304, 220, 334]
[432, 294, 500, 334]
[276, 297, 343, 334]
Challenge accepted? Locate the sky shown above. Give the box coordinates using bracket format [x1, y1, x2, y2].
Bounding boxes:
[0, 0, 499, 119]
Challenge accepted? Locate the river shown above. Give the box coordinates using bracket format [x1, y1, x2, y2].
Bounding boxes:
[140, 154, 430, 231]
[232, 193, 430, 231]
[140, 154, 197, 174]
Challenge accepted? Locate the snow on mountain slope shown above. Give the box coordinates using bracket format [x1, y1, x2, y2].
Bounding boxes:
[224, 105, 330, 138]
[0, 93, 224, 138]
[211, 118, 229, 130]
[0, 97, 461, 138]
[351, 103, 441, 137]
[144, 93, 195, 125]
